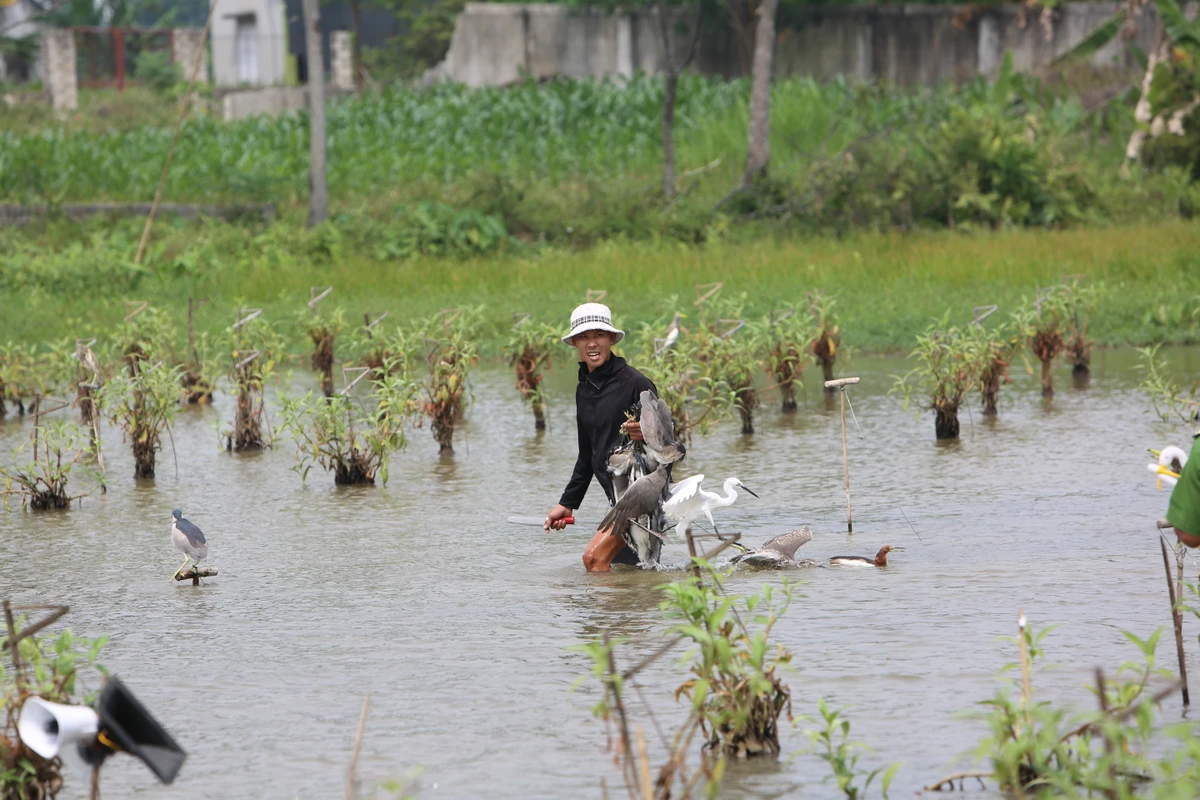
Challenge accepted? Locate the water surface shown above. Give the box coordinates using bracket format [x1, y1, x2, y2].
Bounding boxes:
[2, 348, 1199, 798]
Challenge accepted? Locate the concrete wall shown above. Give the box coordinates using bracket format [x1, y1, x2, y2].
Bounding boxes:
[331, 30, 353, 90]
[41, 30, 77, 112]
[427, 2, 1174, 88]
[172, 28, 210, 84]
[212, 0, 288, 86]
[221, 84, 352, 120]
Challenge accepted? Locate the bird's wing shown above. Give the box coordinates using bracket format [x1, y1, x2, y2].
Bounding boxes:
[180, 519, 206, 545]
[760, 527, 813, 559]
[664, 474, 705, 511]
[637, 390, 676, 453]
[598, 468, 669, 538]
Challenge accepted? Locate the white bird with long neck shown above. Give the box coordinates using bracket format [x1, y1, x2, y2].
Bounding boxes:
[1148, 445, 1188, 489]
[663, 474, 758, 539]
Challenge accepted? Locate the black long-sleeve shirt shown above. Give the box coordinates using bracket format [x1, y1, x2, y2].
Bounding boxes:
[558, 355, 657, 509]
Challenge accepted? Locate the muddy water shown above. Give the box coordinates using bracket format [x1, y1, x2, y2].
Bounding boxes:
[2, 348, 1199, 799]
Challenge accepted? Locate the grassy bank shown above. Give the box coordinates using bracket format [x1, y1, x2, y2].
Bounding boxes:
[3, 217, 1198, 355]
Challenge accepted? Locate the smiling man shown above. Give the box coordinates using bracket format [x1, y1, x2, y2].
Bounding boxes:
[544, 303, 656, 571]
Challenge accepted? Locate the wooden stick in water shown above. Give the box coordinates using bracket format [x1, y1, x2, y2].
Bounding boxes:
[345, 692, 370, 800]
[824, 377, 860, 533]
[1159, 531, 1190, 706]
[636, 726, 653, 800]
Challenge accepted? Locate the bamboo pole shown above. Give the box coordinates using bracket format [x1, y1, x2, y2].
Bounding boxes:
[1159, 528, 1190, 706]
[825, 377, 859, 533]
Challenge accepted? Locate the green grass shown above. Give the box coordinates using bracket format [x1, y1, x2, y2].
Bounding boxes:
[4, 217, 1198, 357]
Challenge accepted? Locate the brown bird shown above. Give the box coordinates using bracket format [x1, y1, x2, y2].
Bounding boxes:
[729, 528, 816, 569]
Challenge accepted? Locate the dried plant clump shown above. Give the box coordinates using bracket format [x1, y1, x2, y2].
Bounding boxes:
[418, 308, 481, 454]
[302, 308, 346, 398]
[505, 319, 559, 431]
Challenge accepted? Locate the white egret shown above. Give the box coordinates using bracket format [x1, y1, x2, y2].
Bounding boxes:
[663, 474, 758, 539]
[828, 545, 903, 568]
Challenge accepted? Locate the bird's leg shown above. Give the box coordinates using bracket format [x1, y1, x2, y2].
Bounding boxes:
[173, 555, 190, 581]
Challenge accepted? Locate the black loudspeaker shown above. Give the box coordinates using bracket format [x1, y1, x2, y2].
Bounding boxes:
[94, 676, 188, 784]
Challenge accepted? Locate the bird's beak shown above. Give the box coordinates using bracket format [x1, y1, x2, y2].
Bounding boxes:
[891, 546, 906, 552]
[742, 486, 760, 498]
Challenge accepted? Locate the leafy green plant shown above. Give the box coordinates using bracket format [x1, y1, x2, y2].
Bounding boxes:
[101, 360, 183, 479]
[970, 315, 1023, 416]
[301, 306, 346, 398]
[416, 308, 481, 454]
[695, 297, 763, 435]
[1, 421, 97, 511]
[503, 318, 559, 431]
[803, 698, 900, 800]
[809, 291, 841, 388]
[892, 314, 987, 440]
[660, 563, 794, 757]
[1012, 288, 1073, 398]
[2, 617, 108, 800]
[279, 359, 418, 484]
[134, 49, 181, 94]
[756, 304, 816, 412]
[227, 313, 287, 451]
[1060, 280, 1104, 378]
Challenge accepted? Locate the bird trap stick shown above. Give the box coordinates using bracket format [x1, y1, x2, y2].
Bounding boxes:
[233, 308, 263, 330]
[585, 289, 607, 302]
[693, 282, 722, 307]
[123, 300, 149, 322]
[363, 311, 389, 335]
[971, 305, 998, 328]
[825, 377, 860, 533]
[309, 286, 334, 311]
[511, 312, 531, 329]
[341, 367, 370, 394]
[1158, 519, 1190, 706]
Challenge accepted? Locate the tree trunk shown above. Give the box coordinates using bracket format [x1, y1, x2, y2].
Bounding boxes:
[1041, 358, 1054, 397]
[532, 401, 546, 431]
[743, 0, 777, 184]
[980, 364, 1001, 416]
[302, 0, 328, 227]
[658, 1, 679, 199]
[821, 358, 835, 390]
[349, 0, 363, 91]
[1126, 34, 1170, 163]
[935, 406, 960, 440]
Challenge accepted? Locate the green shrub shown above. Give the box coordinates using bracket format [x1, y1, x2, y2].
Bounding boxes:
[134, 50, 182, 94]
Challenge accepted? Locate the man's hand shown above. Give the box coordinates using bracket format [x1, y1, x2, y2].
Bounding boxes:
[546, 504, 574, 531]
[624, 421, 644, 441]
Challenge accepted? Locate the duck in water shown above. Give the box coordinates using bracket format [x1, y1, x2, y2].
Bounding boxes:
[828, 545, 903, 568]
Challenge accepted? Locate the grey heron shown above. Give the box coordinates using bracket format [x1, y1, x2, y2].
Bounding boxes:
[728, 528, 817, 569]
[663, 475, 758, 539]
[828, 545, 903, 568]
[595, 390, 685, 567]
[171, 509, 208, 579]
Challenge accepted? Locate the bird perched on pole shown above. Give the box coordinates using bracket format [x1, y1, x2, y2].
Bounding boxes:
[170, 509, 208, 580]
[595, 391, 686, 567]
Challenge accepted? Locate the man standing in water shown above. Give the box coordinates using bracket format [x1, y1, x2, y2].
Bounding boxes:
[1167, 430, 1200, 548]
[544, 303, 656, 571]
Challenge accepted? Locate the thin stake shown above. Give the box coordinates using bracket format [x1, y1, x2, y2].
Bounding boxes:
[1017, 610, 1032, 711]
[1159, 532, 1190, 705]
[345, 692, 370, 800]
[825, 377, 860, 533]
[636, 727, 653, 800]
[684, 526, 701, 581]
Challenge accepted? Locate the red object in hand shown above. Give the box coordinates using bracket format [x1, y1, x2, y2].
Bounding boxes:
[562, 516, 575, 525]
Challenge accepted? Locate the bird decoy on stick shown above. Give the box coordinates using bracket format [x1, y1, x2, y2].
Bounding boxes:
[171, 510, 215, 584]
[728, 528, 817, 569]
[828, 545, 903, 568]
[664, 475, 758, 540]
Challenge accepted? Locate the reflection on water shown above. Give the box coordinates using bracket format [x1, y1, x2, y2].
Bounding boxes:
[2, 348, 1199, 798]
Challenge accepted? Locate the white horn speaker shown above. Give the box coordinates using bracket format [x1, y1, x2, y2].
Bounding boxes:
[17, 697, 100, 759]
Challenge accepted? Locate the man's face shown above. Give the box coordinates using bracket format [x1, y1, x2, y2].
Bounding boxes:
[572, 329, 614, 371]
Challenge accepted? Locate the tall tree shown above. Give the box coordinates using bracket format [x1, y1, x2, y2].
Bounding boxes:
[302, 0, 329, 226]
[743, 0, 777, 184]
[656, 0, 705, 199]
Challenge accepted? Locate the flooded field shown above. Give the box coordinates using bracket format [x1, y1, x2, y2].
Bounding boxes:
[2, 347, 1199, 799]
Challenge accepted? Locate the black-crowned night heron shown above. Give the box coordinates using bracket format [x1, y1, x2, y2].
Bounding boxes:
[596, 391, 686, 568]
[171, 509, 208, 579]
[828, 545, 904, 568]
[663, 475, 758, 540]
[728, 528, 816, 569]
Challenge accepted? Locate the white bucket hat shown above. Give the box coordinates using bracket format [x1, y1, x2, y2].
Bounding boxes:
[562, 303, 624, 345]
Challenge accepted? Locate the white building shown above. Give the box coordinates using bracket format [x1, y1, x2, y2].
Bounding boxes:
[212, 0, 287, 86]
[0, 0, 45, 81]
